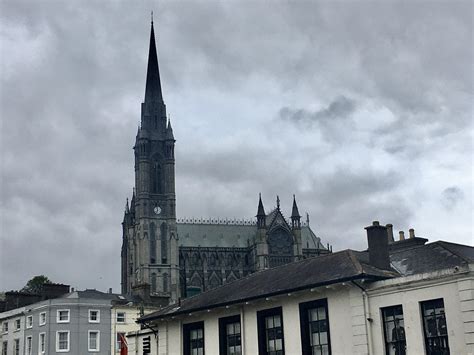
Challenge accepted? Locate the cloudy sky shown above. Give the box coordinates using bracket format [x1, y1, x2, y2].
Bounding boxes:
[1, 0, 472, 292]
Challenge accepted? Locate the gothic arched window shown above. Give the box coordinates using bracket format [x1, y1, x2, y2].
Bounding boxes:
[161, 223, 168, 264]
[150, 223, 157, 264]
[163, 273, 169, 293]
[151, 160, 163, 193]
[268, 228, 294, 267]
[151, 273, 157, 293]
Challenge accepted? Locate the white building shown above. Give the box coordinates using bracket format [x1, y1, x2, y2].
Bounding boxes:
[129, 222, 474, 355]
[0, 306, 26, 355]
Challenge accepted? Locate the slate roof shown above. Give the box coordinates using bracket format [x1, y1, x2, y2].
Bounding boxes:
[177, 222, 325, 249]
[139, 250, 396, 322]
[389, 240, 474, 276]
[62, 289, 129, 302]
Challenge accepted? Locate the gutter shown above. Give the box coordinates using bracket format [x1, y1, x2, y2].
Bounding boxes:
[139, 273, 390, 322]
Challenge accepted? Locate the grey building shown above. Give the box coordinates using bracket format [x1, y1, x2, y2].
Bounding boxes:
[121, 21, 330, 305]
[1, 289, 128, 355]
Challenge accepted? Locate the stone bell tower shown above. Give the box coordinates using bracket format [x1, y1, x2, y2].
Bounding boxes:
[121, 18, 179, 304]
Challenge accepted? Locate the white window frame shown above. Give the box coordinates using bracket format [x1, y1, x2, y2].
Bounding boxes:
[88, 330, 100, 352]
[88, 309, 100, 323]
[1, 321, 7, 333]
[38, 332, 46, 354]
[116, 312, 126, 323]
[14, 318, 21, 331]
[13, 338, 20, 355]
[26, 336, 33, 355]
[56, 309, 70, 323]
[39, 312, 46, 326]
[26, 315, 33, 329]
[56, 330, 70, 352]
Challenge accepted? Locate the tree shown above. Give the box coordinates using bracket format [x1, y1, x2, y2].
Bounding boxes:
[22, 275, 52, 294]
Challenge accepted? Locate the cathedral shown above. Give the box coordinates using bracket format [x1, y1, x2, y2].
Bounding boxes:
[121, 21, 330, 305]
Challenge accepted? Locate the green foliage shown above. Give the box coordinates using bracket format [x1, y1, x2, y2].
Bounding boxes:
[22, 275, 52, 294]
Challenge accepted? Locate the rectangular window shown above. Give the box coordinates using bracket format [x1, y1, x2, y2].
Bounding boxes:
[13, 339, 19, 355]
[56, 331, 70, 352]
[116, 312, 126, 323]
[257, 307, 285, 355]
[26, 336, 32, 355]
[299, 299, 331, 355]
[421, 298, 450, 355]
[26, 315, 33, 328]
[88, 330, 100, 351]
[39, 312, 46, 326]
[89, 309, 100, 323]
[116, 332, 126, 351]
[1, 341, 7, 355]
[183, 321, 205, 355]
[14, 319, 20, 330]
[39, 333, 46, 354]
[57, 309, 70, 323]
[2, 321, 7, 333]
[218, 315, 242, 355]
[381, 305, 406, 355]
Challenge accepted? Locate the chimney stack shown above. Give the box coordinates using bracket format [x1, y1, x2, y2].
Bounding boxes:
[108, 288, 112, 294]
[409, 228, 415, 239]
[399, 231, 405, 240]
[386, 224, 394, 243]
[365, 221, 391, 270]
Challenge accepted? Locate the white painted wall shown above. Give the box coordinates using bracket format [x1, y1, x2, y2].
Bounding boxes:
[128, 268, 473, 355]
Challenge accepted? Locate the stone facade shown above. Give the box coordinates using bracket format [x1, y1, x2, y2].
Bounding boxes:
[121, 22, 329, 304]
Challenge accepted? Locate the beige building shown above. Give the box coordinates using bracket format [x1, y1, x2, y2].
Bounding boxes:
[127, 222, 473, 355]
[111, 304, 156, 354]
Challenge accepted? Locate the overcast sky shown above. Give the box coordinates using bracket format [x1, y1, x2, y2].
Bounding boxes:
[1, 0, 472, 292]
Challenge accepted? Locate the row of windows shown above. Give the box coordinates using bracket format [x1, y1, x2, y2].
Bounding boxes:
[2, 310, 127, 332]
[1, 330, 101, 354]
[182, 298, 450, 355]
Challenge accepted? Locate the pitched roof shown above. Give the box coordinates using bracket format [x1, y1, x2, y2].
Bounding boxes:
[139, 250, 395, 322]
[62, 289, 128, 302]
[389, 240, 474, 276]
[177, 222, 325, 250]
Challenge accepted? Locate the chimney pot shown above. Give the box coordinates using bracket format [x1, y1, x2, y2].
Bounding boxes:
[409, 228, 415, 239]
[399, 231, 405, 241]
[108, 288, 112, 294]
[386, 224, 394, 242]
[365, 222, 391, 270]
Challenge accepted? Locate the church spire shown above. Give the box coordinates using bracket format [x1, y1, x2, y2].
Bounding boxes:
[291, 195, 301, 229]
[144, 16, 163, 103]
[257, 193, 266, 217]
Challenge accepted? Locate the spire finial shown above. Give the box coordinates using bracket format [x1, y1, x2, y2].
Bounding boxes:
[276, 195, 280, 210]
[151, 11, 154, 25]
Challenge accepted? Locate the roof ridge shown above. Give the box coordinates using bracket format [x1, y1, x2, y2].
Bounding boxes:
[347, 250, 364, 274]
[435, 240, 472, 263]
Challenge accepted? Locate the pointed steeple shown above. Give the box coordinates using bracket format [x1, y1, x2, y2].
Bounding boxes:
[257, 193, 266, 217]
[166, 115, 174, 140]
[125, 198, 130, 213]
[291, 195, 301, 230]
[291, 195, 300, 218]
[256, 193, 266, 229]
[144, 17, 163, 103]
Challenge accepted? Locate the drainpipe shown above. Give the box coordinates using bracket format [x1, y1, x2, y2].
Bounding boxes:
[351, 281, 374, 355]
[240, 305, 246, 355]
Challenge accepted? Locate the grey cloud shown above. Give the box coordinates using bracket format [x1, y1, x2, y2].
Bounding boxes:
[441, 186, 464, 210]
[0, 1, 471, 292]
[280, 96, 356, 125]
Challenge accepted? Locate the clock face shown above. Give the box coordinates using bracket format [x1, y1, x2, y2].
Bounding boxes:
[153, 206, 162, 215]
